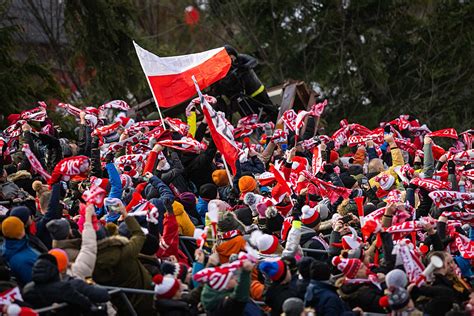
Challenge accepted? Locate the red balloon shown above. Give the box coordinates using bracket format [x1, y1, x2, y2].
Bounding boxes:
[184, 6, 200, 26]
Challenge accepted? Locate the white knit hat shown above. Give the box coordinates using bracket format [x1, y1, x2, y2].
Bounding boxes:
[250, 230, 279, 254]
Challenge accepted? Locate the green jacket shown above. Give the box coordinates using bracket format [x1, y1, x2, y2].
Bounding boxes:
[201, 269, 251, 312]
[93, 216, 153, 315]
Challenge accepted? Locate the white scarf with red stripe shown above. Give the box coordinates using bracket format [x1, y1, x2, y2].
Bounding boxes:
[165, 117, 190, 136]
[128, 198, 159, 224]
[58, 103, 99, 128]
[22, 144, 51, 181]
[386, 217, 437, 240]
[101, 132, 145, 155]
[429, 191, 474, 208]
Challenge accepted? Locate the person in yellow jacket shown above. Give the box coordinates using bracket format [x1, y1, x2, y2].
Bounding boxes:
[368, 134, 405, 189]
[171, 201, 195, 237]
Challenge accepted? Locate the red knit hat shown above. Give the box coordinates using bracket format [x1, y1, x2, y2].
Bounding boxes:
[331, 256, 362, 279]
[329, 150, 340, 163]
[259, 260, 287, 282]
[90, 176, 109, 190]
[153, 274, 180, 299]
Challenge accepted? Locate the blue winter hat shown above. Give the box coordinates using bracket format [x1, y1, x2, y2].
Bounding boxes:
[10, 206, 32, 224]
[259, 260, 287, 283]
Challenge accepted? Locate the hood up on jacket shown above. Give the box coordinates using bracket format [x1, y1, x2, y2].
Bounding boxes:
[31, 254, 60, 284]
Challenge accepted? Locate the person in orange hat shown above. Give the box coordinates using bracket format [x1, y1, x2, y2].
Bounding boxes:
[1, 216, 39, 285]
[238, 175, 258, 198]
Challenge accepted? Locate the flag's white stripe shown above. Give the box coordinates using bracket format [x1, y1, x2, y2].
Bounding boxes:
[134, 42, 224, 76]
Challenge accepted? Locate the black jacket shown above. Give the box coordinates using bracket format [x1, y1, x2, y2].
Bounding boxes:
[155, 298, 197, 316]
[338, 282, 385, 313]
[264, 282, 298, 316]
[22, 255, 94, 316]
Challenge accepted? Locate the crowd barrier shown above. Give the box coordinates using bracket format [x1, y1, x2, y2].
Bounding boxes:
[33, 284, 267, 314]
[33, 236, 331, 314]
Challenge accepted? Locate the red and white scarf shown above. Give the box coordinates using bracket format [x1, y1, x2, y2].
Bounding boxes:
[99, 100, 130, 113]
[4, 120, 26, 138]
[344, 274, 382, 290]
[115, 154, 147, 177]
[82, 186, 107, 208]
[157, 137, 207, 153]
[48, 155, 90, 185]
[101, 132, 144, 155]
[92, 121, 121, 137]
[392, 240, 425, 284]
[302, 170, 351, 203]
[165, 117, 190, 136]
[128, 198, 159, 224]
[58, 103, 98, 128]
[386, 217, 437, 240]
[429, 191, 474, 208]
[20, 102, 47, 122]
[331, 120, 350, 150]
[460, 130, 473, 150]
[410, 177, 451, 191]
[394, 138, 418, 154]
[126, 120, 163, 135]
[441, 211, 474, 225]
[282, 110, 297, 132]
[427, 128, 458, 140]
[454, 233, 474, 259]
[310, 99, 328, 117]
[449, 149, 474, 162]
[217, 229, 242, 240]
[22, 144, 51, 181]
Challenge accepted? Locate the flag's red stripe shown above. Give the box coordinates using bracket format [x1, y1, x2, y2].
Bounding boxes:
[148, 49, 231, 107]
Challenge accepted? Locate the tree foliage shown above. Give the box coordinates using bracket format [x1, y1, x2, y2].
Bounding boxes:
[204, 0, 473, 130]
[0, 1, 60, 116]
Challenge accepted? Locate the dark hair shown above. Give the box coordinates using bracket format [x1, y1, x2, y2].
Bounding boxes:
[310, 260, 331, 281]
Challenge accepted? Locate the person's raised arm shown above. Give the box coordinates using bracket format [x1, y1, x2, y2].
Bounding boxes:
[422, 136, 434, 178]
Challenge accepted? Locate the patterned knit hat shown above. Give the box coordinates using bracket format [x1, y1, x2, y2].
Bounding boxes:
[259, 260, 287, 283]
[331, 256, 362, 279]
[153, 274, 180, 299]
[376, 173, 395, 191]
[161, 261, 188, 283]
[301, 205, 320, 228]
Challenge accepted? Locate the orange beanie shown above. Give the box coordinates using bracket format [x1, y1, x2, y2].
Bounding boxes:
[1, 217, 25, 239]
[49, 248, 69, 273]
[212, 170, 229, 187]
[238, 176, 257, 194]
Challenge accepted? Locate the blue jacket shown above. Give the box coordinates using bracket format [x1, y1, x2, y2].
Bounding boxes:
[36, 183, 61, 248]
[103, 163, 123, 223]
[1, 237, 39, 285]
[148, 176, 174, 232]
[196, 197, 209, 224]
[305, 280, 353, 316]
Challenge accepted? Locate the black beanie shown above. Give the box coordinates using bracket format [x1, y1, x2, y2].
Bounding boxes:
[297, 257, 315, 280]
[234, 207, 253, 226]
[340, 173, 357, 189]
[309, 260, 331, 281]
[141, 234, 159, 256]
[199, 183, 218, 200]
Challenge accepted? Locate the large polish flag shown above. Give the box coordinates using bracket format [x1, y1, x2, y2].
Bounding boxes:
[134, 41, 231, 108]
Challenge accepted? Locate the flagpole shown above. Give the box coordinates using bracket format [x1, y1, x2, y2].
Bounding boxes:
[133, 41, 167, 129]
[222, 156, 234, 188]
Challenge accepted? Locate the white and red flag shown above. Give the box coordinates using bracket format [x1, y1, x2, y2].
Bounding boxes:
[134, 42, 231, 108]
[193, 77, 242, 174]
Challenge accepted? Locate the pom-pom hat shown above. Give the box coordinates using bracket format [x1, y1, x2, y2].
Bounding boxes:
[153, 274, 180, 299]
